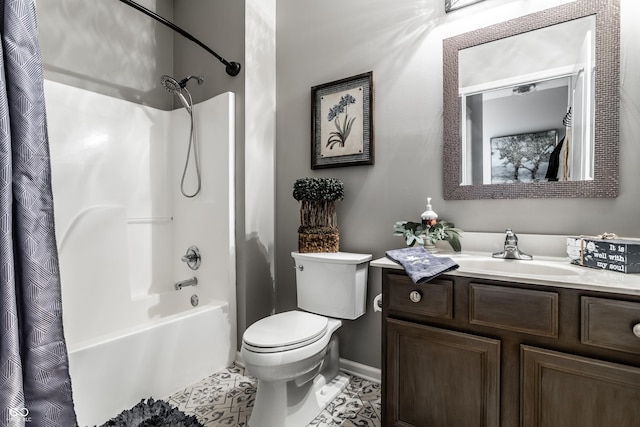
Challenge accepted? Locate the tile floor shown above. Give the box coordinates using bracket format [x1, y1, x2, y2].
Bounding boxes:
[167, 364, 381, 427]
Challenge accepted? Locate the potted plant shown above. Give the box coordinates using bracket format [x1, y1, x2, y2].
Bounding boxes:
[393, 220, 463, 252]
[293, 177, 344, 252]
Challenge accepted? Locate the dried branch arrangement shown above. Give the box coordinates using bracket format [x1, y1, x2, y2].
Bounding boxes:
[293, 177, 344, 252]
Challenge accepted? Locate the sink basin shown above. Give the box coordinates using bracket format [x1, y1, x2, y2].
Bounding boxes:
[456, 257, 583, 277]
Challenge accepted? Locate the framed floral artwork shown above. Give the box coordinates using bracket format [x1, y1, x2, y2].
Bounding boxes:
[311, 72, 374, 169]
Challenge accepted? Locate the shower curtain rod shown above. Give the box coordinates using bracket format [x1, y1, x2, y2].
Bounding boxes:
[118, 0, 241, 76]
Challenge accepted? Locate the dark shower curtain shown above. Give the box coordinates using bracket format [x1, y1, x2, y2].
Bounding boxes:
[0, 0, 76, 426]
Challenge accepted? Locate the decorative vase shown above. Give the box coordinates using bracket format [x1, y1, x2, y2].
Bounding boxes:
[293, 178, 344, 253]
[297, 200, 339, 253]
[423, 242, 439, 254]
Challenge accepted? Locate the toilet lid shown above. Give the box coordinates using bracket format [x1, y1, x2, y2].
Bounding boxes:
[243, 311, 328, 353]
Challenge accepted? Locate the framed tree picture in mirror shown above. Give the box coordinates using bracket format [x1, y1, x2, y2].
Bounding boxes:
[490, 130, 557, 184]
[311, 72, 374, 169]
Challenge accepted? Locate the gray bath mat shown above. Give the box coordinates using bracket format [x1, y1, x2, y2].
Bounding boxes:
[98, 397, 203, 427]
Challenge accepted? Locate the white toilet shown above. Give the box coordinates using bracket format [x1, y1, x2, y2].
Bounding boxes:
[241, 251, 372, 427]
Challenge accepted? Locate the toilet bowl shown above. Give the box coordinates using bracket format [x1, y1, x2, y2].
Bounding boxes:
[241, 251, 371, 427]
[242, 311, 345, 427]
[242, 311, 338, 380]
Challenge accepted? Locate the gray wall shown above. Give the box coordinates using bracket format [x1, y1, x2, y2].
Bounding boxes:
[38, 0, 174, 109]
[275, 0, 640, 369]
[173, 0, 244, 104]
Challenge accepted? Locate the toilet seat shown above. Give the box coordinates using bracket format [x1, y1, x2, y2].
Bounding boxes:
[243, 311, 328, 353]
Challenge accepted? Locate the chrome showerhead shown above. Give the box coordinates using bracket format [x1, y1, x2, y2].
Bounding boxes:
[160, 75, 204, 92]
[160, 74, 204, 113]
[161, 75, 190, 112]
[160, 75, 183, 93]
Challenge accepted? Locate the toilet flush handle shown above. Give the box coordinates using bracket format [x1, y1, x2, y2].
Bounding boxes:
[292, 262, 303, 272]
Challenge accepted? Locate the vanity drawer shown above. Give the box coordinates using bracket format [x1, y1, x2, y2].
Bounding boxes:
[387, 274, 453, 319]
[469, 283, 558, 338]
[581, 297, 640, 354]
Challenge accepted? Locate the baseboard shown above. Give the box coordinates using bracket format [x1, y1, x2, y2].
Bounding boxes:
[235, 351, 381, 384]
[339, 358, 381, 384]
[235, 350, 244, 368]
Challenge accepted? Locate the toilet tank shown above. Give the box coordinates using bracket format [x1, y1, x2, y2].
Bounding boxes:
[291, 251, 372, 320]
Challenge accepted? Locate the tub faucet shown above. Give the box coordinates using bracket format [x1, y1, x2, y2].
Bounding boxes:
[492, 229, 533, 260]
[175, 277, 198, 290]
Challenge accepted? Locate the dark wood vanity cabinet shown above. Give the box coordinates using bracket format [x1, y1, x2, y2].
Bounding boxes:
[386, 318, 501, 427]
[381, 269, 640, 427]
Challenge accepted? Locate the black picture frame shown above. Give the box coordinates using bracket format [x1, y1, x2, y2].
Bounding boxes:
[490, 129, 558, 184]
[311, 72, 374, 169]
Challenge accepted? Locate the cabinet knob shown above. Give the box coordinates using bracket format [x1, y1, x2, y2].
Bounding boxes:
[409, 290, 422, 303]
[633, 323, 640, 339]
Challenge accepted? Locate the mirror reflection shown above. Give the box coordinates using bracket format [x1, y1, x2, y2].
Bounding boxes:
[458, 16, 595, 185]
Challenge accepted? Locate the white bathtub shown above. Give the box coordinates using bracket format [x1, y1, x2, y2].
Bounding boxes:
[69, 298, 232, 426]
[45, 81, 237, 426]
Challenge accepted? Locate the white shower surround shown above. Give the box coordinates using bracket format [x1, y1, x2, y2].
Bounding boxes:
[45, 80, 236, 426]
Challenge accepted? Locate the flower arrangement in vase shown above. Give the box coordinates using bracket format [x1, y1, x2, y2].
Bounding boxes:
[393, 220, 463, 252]
[393, 198, 462, 253]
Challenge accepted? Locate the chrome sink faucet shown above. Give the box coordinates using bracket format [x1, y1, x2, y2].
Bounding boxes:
[492, 229, 533, 260]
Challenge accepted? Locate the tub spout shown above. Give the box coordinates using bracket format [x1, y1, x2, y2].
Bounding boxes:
[175, 277, 198, 290]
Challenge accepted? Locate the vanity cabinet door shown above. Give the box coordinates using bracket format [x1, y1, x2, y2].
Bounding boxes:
[521, 345, 640, 427]
[385, 318, 500, 427]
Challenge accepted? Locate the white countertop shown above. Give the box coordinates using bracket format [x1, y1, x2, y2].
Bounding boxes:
[371, 251, 640, 296]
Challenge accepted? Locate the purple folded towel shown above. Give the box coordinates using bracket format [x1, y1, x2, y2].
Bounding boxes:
[386, 247, 459, 284]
